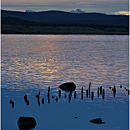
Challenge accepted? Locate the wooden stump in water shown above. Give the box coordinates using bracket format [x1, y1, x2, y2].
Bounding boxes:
[74, 91, 76, 98]
[68, 94, 71, 103]
[86, 89, 88, 97]
[100, 86, 102, 95]
[102, 89, 105, 99]
[41, 98, 44, 104]
[97, 87, 99, 97]
[91, 91, 94, 100]
[59, 90, 61, 98]
[89, 82, 91, 96]
[81, 87, 83, 99]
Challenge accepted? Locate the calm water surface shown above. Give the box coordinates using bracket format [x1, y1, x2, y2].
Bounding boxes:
[1, 35, 129, 130]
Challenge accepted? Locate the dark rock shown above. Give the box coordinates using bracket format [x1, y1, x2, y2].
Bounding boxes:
[17, 117, 36, 129]
[74, 116, 78, 119]
[90, 118, 105, 124]
[59, 82, 76, 91]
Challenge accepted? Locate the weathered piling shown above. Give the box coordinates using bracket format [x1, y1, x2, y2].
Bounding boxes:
[9, 100, 14, 108]
[24, 95, 27, 101]
[120, 85, 122, 88]
[64, 94, 67, 98]
[89, 82, 91, 96]
[69, 94, 71, 103]
[81, 87, 83, 99]
[48, 87, 50, 93]
[74, 91, 76, 98]
[91, 91, 94, 100]
[41, 98, 44, 104]
[113, 86, 116, 97]
[70, 91, 72, 96]
[36, 91, 40, 106]
[48, 92, 50, 104]
[59, 90, 61, 98]
[24, 95, 30, 106]
[97, 87, 99, 97]
[86, 89, 88, 97]
[56, 97, 58, 102]
[100, 86, 102, 95]
[37, 96, 40, 106]
[102, 89, 105, 99]
[38, 91, 40, 96]
[26, 100, 29, 106]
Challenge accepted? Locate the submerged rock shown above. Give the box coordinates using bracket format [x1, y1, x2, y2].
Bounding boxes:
[90, 118, 105, 124]
[17, 116, 36, 129]
[59, 82, 76, 91]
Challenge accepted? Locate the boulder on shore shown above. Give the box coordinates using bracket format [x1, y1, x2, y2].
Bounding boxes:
[90, 118, 105, 124]
[17, 116, 36, 129]
[59, 82, 76, 91]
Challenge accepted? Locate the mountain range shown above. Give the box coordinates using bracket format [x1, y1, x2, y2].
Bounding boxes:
[70, 9, 86, 14]
[1, 9, 129, 26]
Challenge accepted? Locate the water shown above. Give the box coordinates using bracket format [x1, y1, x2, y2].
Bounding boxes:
[1, 35, 129, 130]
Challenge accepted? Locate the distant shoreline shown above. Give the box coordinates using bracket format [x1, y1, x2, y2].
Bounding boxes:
[2, 24, 128, 35]
[2, 16, 129, 35]
[1, 33, 129, 36]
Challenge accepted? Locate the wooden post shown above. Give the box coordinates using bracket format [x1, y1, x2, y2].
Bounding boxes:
[74, 91, 76, 98]
[81, 87, 83, 99]
[42, 98, 44, 104]
[56, 97, 58, 102]
[37, 96, 40, 106]
[100, 86, 102, 95]
[48, 92, 50, 103]
[24, 95, 27, 101]
[12, 102, 14, 108]
[86, 89, 88, 97]
[26, 100, 29, 106]
[102, 89, 105, 99]
[65, 94, 67, 98]
[97, 87, 99, 97]
[59, 90, 61, 98]
[113, 86, 116, 97]
[89, 82, 91, 96]
[9, 100, 14, 108]
[69, 94, 71, 103]
[48, 87, 50, 93]
[91, 91, 94, 100]
[70, 91, 72, 96]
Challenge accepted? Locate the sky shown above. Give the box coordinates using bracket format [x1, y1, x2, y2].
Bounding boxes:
[1, 0, 129, 15]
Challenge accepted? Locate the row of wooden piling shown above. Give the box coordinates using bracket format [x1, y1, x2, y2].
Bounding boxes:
[9, 83, 129, 108]
[35, 84, 129, 105]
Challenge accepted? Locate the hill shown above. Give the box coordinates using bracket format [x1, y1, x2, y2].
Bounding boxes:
[1, 10, 129, 35]
[1, 10, 129, 26]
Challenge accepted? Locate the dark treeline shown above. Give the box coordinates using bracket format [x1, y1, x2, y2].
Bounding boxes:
[2, 17, 129, 35]
[2, 17, 128, 28]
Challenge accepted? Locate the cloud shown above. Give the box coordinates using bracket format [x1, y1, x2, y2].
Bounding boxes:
[1, 0, 129, 14]
[115, 11, 129, 15]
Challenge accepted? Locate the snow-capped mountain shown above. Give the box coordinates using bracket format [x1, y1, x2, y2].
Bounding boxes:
[70, 9, 86, 14]
[25, 10, 35, 13]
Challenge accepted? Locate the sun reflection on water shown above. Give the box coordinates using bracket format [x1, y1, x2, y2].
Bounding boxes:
[1, 35, 129, 101]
